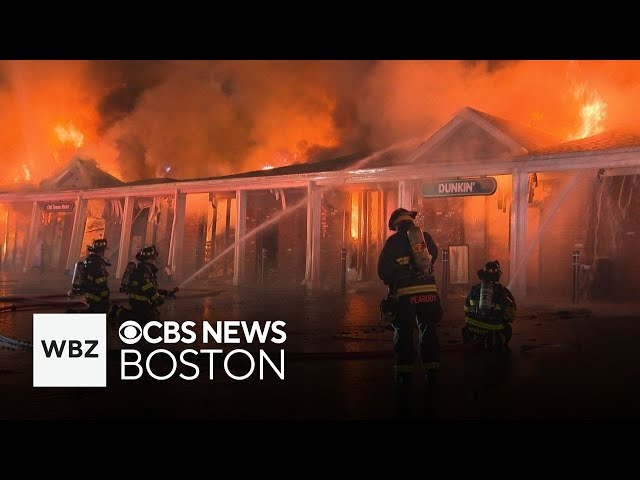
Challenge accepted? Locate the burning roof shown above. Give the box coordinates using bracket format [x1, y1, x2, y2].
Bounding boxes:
[529, 128, 640, 155]
[1, 107, 638, 196]
[38, 158, 124, 191]
[466, 108, 561, 151]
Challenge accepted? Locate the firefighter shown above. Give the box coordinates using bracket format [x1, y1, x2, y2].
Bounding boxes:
[127, 245, 173, 323]
[377, 208, 442, 385]
[462, 260, 516, 351]
[76, 238, 111, 313]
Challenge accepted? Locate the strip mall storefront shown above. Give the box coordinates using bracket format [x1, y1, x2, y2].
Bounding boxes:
[1, 108, 639, 302]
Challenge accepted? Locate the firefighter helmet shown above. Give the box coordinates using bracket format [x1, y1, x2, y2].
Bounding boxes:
[388, 208, 418, 231]
[477, 260, 502, 281]
[136, 245, 159, 261]
[87, 238, 108, 253]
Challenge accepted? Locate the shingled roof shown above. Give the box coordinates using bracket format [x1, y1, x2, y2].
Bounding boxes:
[9, 110, 636, 196]
[39, 158, 124, 191]
[113, 108, 571, 186]
[529, 128, 640, 155]
[411, 107, 562, 161]
[467, 107, 561, 151]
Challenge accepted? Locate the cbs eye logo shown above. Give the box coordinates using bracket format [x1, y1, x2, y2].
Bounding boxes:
[119, 321, 143, 345]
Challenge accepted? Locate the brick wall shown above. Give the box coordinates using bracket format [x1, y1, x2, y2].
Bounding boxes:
[181, 194, 210, 280]
[583, 173, 640, 300]
[416, 195, 465, 290]
[319, 189, 348, 290]
[277, 190, 307, 285]
[245, 193, 272, 285]
[485, 176, 511, 286]
[182, 212, 205, 279]
[244, 189, 307, 286]
[538, 173, 592, 298]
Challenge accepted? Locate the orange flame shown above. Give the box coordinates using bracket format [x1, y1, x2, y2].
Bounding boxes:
[54, 122, 85, 148]
[569, 84, 608, 140]
[351, 193, 359, 239]
[12, 164, 33, 183]
[22, 164, 32, 181]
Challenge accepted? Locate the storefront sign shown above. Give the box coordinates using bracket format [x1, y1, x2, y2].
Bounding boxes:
[43, 201, 75, 213]
[421, 177, 497, 198]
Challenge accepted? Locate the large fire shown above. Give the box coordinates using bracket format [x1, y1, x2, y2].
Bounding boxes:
[22, 164, 32, 181]
[12, 164, 32, 183]
[569, 84, 608, 140]
[351, 193, 359, 239]
[0, 60, 638, 187]
[54, 122, 85, 149]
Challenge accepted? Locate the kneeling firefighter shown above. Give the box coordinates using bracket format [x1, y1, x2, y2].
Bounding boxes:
[378, 208, 442, 385]
[114, 245, 177, 323]
[462, 260, 516, 351]
[70, 238, 111, 313]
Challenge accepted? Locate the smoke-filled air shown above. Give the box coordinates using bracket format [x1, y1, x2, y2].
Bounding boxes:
[1, 60, 639, 184]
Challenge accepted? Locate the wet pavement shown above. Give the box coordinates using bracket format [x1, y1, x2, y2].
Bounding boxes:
[2, 272, 640, 420]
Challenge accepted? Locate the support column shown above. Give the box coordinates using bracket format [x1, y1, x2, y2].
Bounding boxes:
[209, 195, 218, 261]
[233, 190, 247, 286]
[145, 199, 157, 245]
[305, 182, 322, 289]
[311, 186, 322, 288]
[464, 196, 486, 276]
[361, 190, 368, 277]
[169, 191, 187, 281]
[379, 189, 387, 251]
[65, 197, 88, 273]
[385, 187, 398, 239]
[1, 207, 7, 267]
[22, 201, 40, 273]
[398, 180, 415, 210]
[509, 169, 528, 297]
[224, 197, 232, 276]
[116, 196, 135, 279]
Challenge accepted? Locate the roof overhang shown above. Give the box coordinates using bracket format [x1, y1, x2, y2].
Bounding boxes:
[2, 146, 640, 203]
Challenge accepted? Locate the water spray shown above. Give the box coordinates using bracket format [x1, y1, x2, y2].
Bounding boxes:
[507, 170, 587, 291]
[178, 135, 430, 289]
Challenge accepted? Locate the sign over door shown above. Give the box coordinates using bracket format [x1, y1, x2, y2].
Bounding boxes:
[421, 177, 497, 198]
[43, 202, 75, 213]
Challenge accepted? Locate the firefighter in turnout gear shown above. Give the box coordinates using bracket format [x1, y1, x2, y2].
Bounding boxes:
[462, 260, 516, 351]
[378, 208, 442, 385]
[71, 238, 111, 313]
[127, 245, 172, 323]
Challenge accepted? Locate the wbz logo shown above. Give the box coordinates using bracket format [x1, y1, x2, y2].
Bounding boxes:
[33, 313, 106, 387]
[41, 339, 99, 358]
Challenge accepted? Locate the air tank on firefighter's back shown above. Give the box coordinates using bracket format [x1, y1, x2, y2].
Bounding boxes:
[478, 280, 494, 316]
[120, 261, 136, 293]
[406, 225, 433, 276]
[69, 261, 86, 296]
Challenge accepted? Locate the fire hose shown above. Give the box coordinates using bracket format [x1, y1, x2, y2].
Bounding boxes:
[0, 334, 32, 349]
[0, 293, 71, 302]
[0, 300, 88, 313]
[0, 288, 224, 348]
[0, 288, 222, 314]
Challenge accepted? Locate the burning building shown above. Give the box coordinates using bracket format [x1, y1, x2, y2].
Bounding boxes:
[1, 107, 639, 303]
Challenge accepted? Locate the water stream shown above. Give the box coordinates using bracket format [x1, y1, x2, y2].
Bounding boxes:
[178, 136, 428, 289]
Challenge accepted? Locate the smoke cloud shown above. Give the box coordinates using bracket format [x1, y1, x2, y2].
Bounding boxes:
[2, 60, 640, 185]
